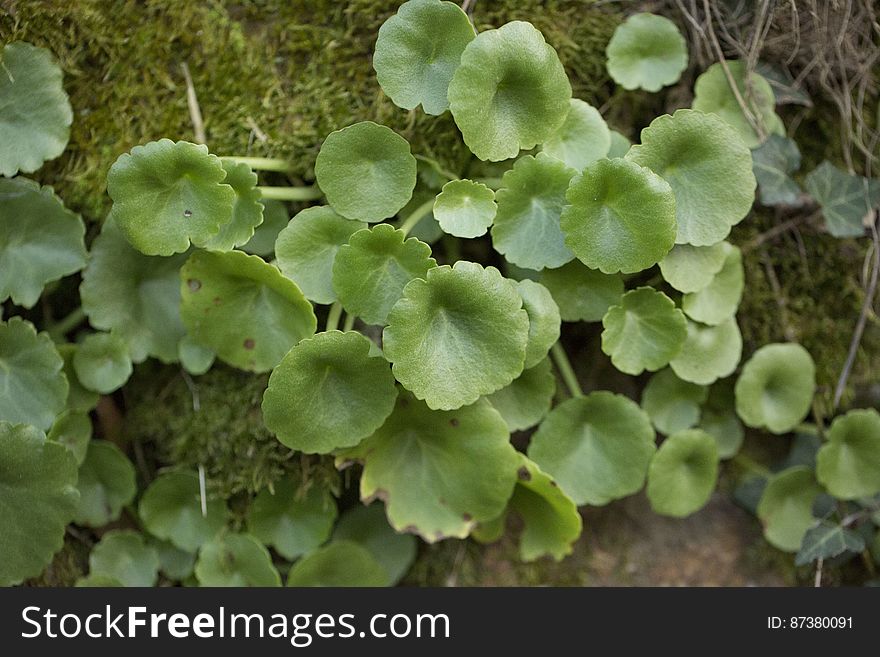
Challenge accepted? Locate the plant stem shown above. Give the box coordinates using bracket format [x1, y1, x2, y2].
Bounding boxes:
[413, 154, 459, 181]
[732, 453, 772, 479]
[48, 306, 86, 340]
[258, 186, 323, 201]
[550, 342, 583, 398]
[221, 156, 293, 172]
[398, 199, 434, 237]
[325, 302, 343, 332]
[342, 313, 355, 332]
[474, 177, 503, 190]
[794, 422, 819, 437]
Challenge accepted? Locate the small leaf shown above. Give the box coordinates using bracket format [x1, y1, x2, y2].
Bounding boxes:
[433, 179, 496, 238]
[383, 261, 529, 410]
[805, 161, 880, 238]
[698, 380, 744, 459]
[670, 317, 743, 385]
[542, 99, 611, 170]
[448, 21, 572, 161]
[646, 429, 719, 517]
[314, 121, 417, 222]
[795, 521, 866, 566]
[47, 409, 91, 465]
[332, 503, 417, 585]
[73, 332, 133, 394]
[180, 250, 317, 372]
[681, 243, 744, 326]
[752, 134, 802, 206]
[607, 130, 632, 158]
[601, 287, 687, 376]
[516, 280, 561, 368]
[107, 139, 235, 255]
[89, 530, 160, 587]
[241, 199, 288, 256]
[287, 541, 389, 587]
[816, 409, 880, 500]
[195, 534, 281, 587]
[203, 160, 264, 250]
[561, 157, 677, 274]
[735, 342, 815, 434]
[177, 335, 215, 376]
[641, 368, 708, 435]
[152, 539, 196, 581]
[74, 440, 136, 527]
[659, 242, 727, 294]
[539, 260, 624, 322]
[57, 344, 100, 412]
[332, 224, 436, 325]
[605, 13, 688, 92]
[487, 358, 556, 432]
[274, 206, 366, 304]
[373, 0, 475, 115]
[528, 391, 656, 506]
[757, 466, 822, 552]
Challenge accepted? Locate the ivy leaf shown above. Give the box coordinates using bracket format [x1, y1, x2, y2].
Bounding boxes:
[195, 534, 281, 587]
[795, 521, 866, 566]
[487, 358, 555, 432]
[373, 0, 475, 116]
[107, 139, 235, 255]
[491, 153, 576, 271]
[647, 429, 718, 517]
[287, 541, 389, 587]
[139, 471, 228, 552]
[757, 466, 822, 552]
[448, 21, 572, 161]
[332, 224, 436, 325]
[0, 317, 67, 431]
[681, 243, 744, 326]
[80, 219, 188, 363]
[601, 287, 687, 376]
[47, 409, 92, 465]
[340, 393, 519, 542]
[0, 422, 78, 586]
[262, 331, 398, 453]
[74, 440, 136, 527]
[752, 135, 802, 206]
[57, 344, 100, 412]
[641, 368, 708, 435]
[203, 160, 264, 250]
[241, 199, 288, 256]
[670, 317, 743, 385]
[735, 342, 815, 434]
[626, 109, 757, 246]
[0, 177, 87, 308]
[180, 250, 317, 373]
[89, 530, 160, 587]
[605, 13, 688, 92]
[816, 409, 880, 500]
[0, 42, 72, 176]
[516, 280, 560, 368]
[274, 206, 366, 304]
[315, 121, 417, 222]
[561, 158, 677, 274]
[527, 391, 656, 506]
[383, 261, 529, 410]
[332, 503, 417, 585]
[177, 335, 215, 376]
[542, 99, 611, 170]
[805, 161, 880, 238]
[73, 332, 133, 394]
[539, 260, 624, 323]
[699, 380, 744, 459]
[659, 242, 727, 294]
[433, 179, 496, 238]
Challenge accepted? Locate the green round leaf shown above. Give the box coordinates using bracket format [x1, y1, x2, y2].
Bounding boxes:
[180, 250, 317, 372]
[601, 287, 687, 376]
[341, 394, 519, 541]
[816, 409, 880, 500]
[151, 539, 196, 581]
[670, 317, 743, 385]
[262, 331, 398, 453]
[241, 199, 288, 256]
[58, 344, 100, 412]
[73, 332, 133, 394]
[314, 121, 417, 222]
[433, 179, 496, 238]
[373, 0, 475, 115]
[626, 109, 757, 246]
[74, 440, 136, 527]
[0, 177, 86, 308]
[177, 335, 215, 376]
[699, 380, 744, 459]
[542, 99, 611, 170]
[448, 21, 572, 161]
[383, 261, 529, 410]
[487, 358, 556, 432]
[516, 280, 561, 368]
[605, 13, 688, 92]
[275, 206, 366, 304]
[107, 139, 235, 255]
[204, 160, 264, 250]
[681, 243, 744, 326]
[528, 392, 656, 506]
[0, 422, 78, 586]
[734, 343, 816, 434]
[561, 157, 676, 274]
[332, 224, 436, 325]
[0, 41, 72, 176]
[47, 409, 91, 465]
[89, 530, 159, 587]
[659, 242, 727, 294]
[287, 541, 388, 587]
[647, 429, 718, 517]
[195, 534, 281, 587]
[0, 317, 67, 431]
[757, 466, 822, 552]
[641, 368, 708, 435]
[139, 472, 228, 552]
[539, 260, 624, 323]
[332, 503, 417, 585]
[491, 153, 576, 271]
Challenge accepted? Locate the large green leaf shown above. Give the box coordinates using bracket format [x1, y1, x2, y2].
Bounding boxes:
[542, 99, 611, 170]
[433, 179, 496, 238]
[287, 541, 389, 587]
[195, 534, 281, 587]
[383, 261, 529, 410]
[794, 521, 866, 566]
[805, 161, 880, 238]
[659, 242, 727, 294]
[516, 280, 560, 368]
[646, 429, 718, 517]
[681, 243, 744, 326]
[816, 409, 880, 500]
[0, 422, 78, 586]
[605, 13, 688, 92]
[0, 177, 86, 308]
[203, 160, 264, 250]
[89, 530, 160, 587]
[332, 503, 417, 585]
[641, 368, 708, 435]
[757, 466, 822, 552]
[72, 332, 133, 394]
[447, 21, 572, 161]
[539, 260, 624, 322]
[262, 331, 398, 453]
[487, 358, 555, 432]
[74, 440, 136, 527]
[752, 135, 802, 206]
[180, 250, 316, 372]
[527, 392, 656, 506]
[0, 41, 72, 176]
[670, 317, 742, 385]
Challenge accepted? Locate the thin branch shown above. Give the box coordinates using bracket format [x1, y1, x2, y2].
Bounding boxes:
[181, 62, 206, 144]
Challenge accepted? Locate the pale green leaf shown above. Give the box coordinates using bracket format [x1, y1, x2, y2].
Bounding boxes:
[816, 409, 880, 500]
[195, 534, 281, 587]
[757, 466, 822, 552]
[487, 358, 555, 432]
[647, 429, 718, 517]
[433, 179, 496, 238]
[670, 317, 742, 385]
[74, 440, 136, 527]
[287, 541, 388, 587]
[241, 199, 288, 256]
[73, 332, 133, 394]
[606, 13, 688, 92]
[681, 243, 744, 326]
[539, 260, 624, 322]
[517, 279, 561, 368]
[641, 368, 708, 435]
[203, 160, 264, 250]
[542, 99, 611, 170]
[47, 409, 91, 465]
[89, 530, 159, 587]
[659, 242, 727, 294]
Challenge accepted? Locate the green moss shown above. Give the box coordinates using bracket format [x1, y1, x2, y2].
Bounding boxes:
[24, 535, 89, 587]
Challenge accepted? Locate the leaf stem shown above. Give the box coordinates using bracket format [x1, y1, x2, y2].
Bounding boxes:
[413, 154, 459, 181]
[258, 186, 323, 201]
[48, 306, 86, 340]
[342, 312, 356, 332]
[325, 302, 343, 332]
[221, 156, 293, 172]
[398, 199, 434, 237]
[732, 453, 772, 479]
[550, 342, 583, 398]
